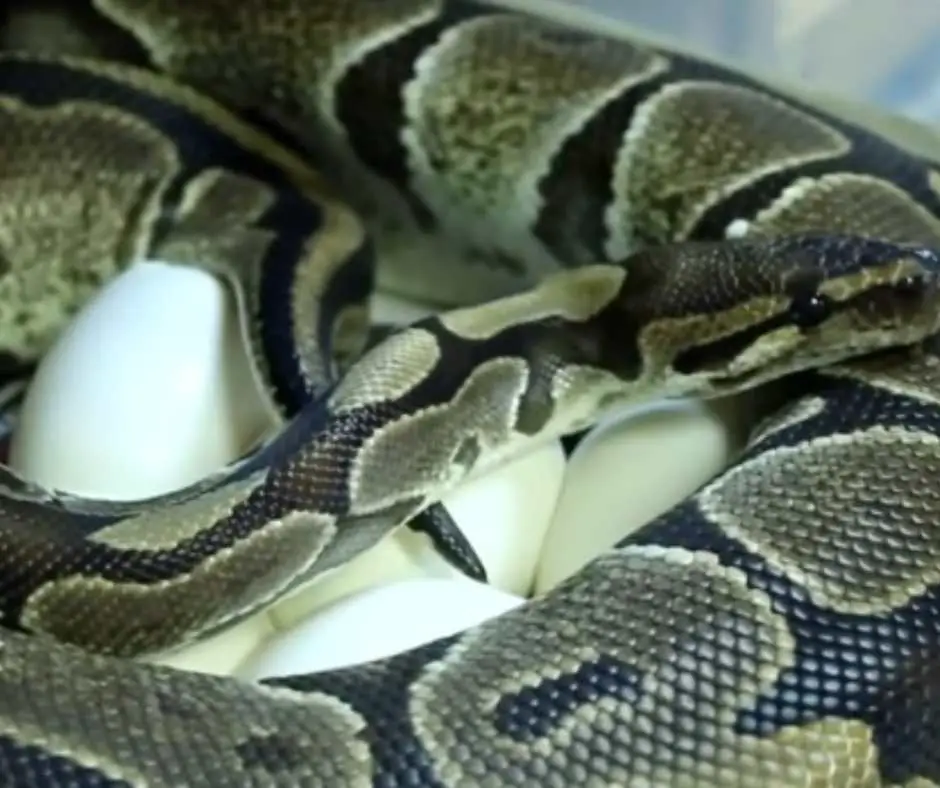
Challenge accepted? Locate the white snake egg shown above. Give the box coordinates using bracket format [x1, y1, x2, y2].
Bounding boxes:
[8, 261, 276, 499]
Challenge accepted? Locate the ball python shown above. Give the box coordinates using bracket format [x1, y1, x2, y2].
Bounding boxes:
[1, 0, 940, 785]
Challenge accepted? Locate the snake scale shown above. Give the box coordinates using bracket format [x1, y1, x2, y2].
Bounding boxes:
[3, 0, 940, 785]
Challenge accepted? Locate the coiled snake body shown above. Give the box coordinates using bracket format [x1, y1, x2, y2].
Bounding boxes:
[1, 1, 940, 785]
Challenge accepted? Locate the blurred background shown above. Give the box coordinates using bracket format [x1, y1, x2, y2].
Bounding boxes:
[561, 0, 940, 122]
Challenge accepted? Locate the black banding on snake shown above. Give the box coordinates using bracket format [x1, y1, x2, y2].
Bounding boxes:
[0, 1, 939, 784]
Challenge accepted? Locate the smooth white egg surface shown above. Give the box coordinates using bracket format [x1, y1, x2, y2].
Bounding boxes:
[534, 396, 748, 594]
[7, 260, 281, 674]
[10, 261, 276, 498]
[150, 615, 278, 676]
[370, 290, 437, 325]
[241, 577, 526, 680]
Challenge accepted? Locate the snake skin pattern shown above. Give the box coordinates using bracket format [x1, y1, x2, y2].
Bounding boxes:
[0, 0, 939, 785]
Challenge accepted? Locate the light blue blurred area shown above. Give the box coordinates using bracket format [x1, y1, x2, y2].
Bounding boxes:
[570, 0, 940, 122]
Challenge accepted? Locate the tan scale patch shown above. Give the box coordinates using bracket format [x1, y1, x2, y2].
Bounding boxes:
[699, 425, 940, 615]
[173, 167, 276, 226]
[97, 0, 441, 117]
[329, 327, 441, 413]
[928, 169, 940, 200]
[0, 628, 372, 787]
[22, 510, 338, 656]
[330, 302, 372, 373]
[740, 172, 940, 246]
[89, 471, 266, 550]
[606, 80, 850, 257]
[288, 206, 369, 392]
[346, 357, 529, 514]
[439, 264, 625, 341]
[87, 464, 267, 552]
[0, 96, 178, 359]
[822, 345, 940, 410]
[407, 544, 864, 786]
[402, 13, 668, 264]
[755, 718, 879, 787]
[749, 396, 828, 447]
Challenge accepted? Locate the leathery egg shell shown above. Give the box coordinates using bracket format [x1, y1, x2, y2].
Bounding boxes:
[533, 395, 752, 594]
[240, 577, 525, 680]
[9, 261, 276, 498]
[8, 261, 282, 674]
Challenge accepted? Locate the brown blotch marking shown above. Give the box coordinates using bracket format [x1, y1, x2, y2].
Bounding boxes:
[96, 0, 440, 119]
[329, 326, 441, 413]
[549, 364, 635, 436]
[512, 385, 556, 435]
[824, 342, 940, 408]
[348, 358, 529, 513]
[439, 264, 625, 341]
[88, 472, 266, 551]
[607, 81, 850, 255]
[234, 731, 307, 774]
[401, 13, 668, 249]
[452, 434, 481, 470]
[743, 173, 940, 247]
[513, 358, 628, 438]
[699, 426, 940, 615]
[0, 96, 178, 359]
[409, 545, 850, 785]
[0, 628, 372, 786]
[22, 511, 337, 656]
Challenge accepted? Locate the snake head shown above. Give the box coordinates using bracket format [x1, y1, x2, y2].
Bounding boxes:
[603, 234, 940, 396]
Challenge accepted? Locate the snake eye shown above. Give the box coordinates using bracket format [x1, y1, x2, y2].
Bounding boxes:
[895, 274, 925, 297]
[788, 292, 833, 328]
